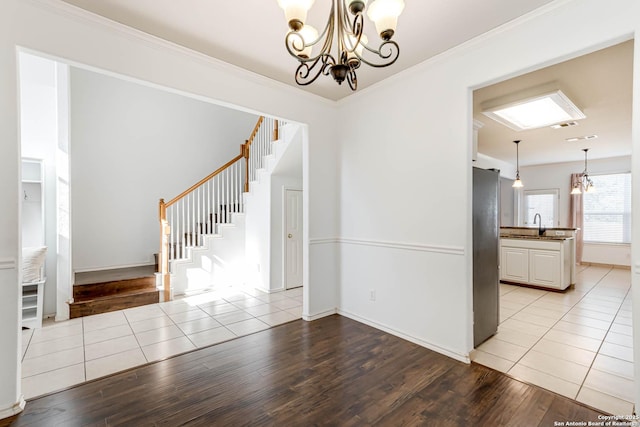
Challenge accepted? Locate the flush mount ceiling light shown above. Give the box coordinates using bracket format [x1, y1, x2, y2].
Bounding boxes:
[482, 90, 586, 131]
[277, 0, 405, 90]
[571, 148, 595, 195]
[512, 140, 523, 188]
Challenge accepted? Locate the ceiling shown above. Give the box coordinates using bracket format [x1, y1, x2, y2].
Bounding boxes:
[58, 0, 555, 101]
[56, 1, 633, 166]
[474, 40, 634, 167]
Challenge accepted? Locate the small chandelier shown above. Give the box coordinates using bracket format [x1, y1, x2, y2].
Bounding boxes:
[571, 148, 595, 194]
[512, 140, 523, 188]
[277, 0, 405, 90]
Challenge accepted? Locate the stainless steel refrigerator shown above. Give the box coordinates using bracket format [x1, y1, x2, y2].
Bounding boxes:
[473, 167, 500, 347]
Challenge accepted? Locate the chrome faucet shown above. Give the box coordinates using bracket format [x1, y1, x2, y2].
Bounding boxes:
[533, 213, 545, 236]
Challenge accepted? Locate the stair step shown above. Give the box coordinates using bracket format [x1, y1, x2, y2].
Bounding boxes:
[73, 277, 156, 301]
[69, 288, 159, 319]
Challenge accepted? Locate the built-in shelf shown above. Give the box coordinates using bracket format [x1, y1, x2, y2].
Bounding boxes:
[22, 280, 44, 329]
[21, 158, 45, 330]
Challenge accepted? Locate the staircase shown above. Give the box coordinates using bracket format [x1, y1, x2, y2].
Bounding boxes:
[159, 116, 293, 299]
[69, 266, 159, 318]
[65, 117, 288, 319]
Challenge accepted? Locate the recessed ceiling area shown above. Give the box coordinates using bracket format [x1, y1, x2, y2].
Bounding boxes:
[58, 0, 555, 101]
[474, 40, 633, 167]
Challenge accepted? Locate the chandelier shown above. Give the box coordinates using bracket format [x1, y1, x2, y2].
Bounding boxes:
[277, 0, 405, 90]
[571, 148, 595, 194]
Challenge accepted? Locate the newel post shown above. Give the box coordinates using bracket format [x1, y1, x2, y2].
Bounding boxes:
[159, 198, 171, 302]
[242, 141, 250, 193]
[273, 120, 279, 141]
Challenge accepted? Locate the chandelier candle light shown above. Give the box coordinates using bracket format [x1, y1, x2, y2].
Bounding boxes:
[277, 0, 405, 90]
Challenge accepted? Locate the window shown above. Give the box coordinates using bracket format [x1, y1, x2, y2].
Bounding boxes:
[522, 189, 558, 228]
[583, 173, 631, 243]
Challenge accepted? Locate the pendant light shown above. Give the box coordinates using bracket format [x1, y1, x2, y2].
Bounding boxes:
[512, 140, 523, 188]
[571, 148, 595, 194]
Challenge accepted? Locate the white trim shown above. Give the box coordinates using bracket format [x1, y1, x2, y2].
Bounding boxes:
[0, 396, 26, 419]
[337, 0, 577, 107]
[309, 237, 340, 245]
[303, 308, 337, 321]
[0, 258, 17, 270]
[337, 309, 470, 364]
[309, 237, 464, 255]
[338, 238, 465, 256]
[73, 262, 155, 274]
[27, 0, 334, 108]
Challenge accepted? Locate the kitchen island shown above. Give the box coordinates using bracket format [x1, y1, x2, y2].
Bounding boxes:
[499, 227, 577, 291]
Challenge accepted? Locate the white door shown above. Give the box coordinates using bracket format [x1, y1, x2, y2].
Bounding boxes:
[285, 189, 303, 289]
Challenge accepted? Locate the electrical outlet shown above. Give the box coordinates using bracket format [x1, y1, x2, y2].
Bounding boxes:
[369, 289, 376, 301]
[555, 230, 565, 236]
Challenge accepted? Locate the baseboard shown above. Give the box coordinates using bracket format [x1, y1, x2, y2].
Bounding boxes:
[303, 308, 337, 321]
[0, 396, 25, 420]
[337, 309, 470, 364]
[580, 262, 631, 270]
[74, 263, 155, 274]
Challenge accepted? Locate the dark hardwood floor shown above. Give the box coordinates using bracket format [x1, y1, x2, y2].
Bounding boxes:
[5, 315, 604, 426]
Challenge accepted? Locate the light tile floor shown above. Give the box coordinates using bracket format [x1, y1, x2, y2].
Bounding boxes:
[472, 265, 634, 416]
[21, 286, 303, 399]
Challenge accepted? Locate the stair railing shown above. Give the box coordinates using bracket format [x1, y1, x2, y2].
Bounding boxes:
[158, 116, 281, 300]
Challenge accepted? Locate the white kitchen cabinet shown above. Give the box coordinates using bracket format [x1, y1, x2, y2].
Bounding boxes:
[500, 237, 572, 290]
[528, 249, 561, 288]
[500, 247, 528, 282]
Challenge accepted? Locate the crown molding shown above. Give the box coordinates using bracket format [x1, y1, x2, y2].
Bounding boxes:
[24, 0, 336, 109]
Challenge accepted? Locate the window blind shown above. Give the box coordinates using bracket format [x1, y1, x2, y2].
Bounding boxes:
[583, 173, 631, 243]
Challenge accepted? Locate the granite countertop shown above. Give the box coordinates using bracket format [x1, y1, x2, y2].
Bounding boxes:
[500, 235, 574, 241]
[500, 226, 578, 231]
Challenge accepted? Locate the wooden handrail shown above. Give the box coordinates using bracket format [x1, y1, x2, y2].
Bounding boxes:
[166, 153, 244, 207]
[245, 116, 264, 147]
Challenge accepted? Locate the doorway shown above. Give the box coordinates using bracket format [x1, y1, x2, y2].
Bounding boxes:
[471, 40, 634, 414]
[284, 188, 303, 289]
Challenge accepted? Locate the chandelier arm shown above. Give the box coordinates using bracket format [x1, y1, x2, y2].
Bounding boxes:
[294, 54, 335, 86]
[340, 6, 364, 55]
[284, 2, 335, 63]
[346, 66, 358, 91]
[356, 40, 400, 68]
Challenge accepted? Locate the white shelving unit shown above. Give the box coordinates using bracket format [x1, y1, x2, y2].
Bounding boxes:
[21, 158, 46, 329]
[22, 280, 45, 329]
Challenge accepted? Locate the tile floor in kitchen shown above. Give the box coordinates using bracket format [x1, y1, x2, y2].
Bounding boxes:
[20, 286, 303, 399]
[472, 264, 633, 415]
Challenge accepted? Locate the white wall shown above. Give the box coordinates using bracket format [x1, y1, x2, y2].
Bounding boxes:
[521, 156, 631, 266]
[70, 68, 259, 271]
[0, 0, 339, 416]
[500, 177, 515, 227]
[244, 165, 271, 292]
[244, 129, 303, 293]
[336, 0, 640, 367]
